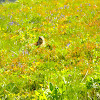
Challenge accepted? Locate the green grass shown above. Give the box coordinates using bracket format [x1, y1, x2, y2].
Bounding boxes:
[0, 0, 100, 99]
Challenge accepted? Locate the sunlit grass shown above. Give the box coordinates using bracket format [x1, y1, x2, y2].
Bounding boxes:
[0, 0, 100, 99]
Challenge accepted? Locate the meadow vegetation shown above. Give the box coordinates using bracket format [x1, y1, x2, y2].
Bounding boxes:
[0, 0, 100, 99]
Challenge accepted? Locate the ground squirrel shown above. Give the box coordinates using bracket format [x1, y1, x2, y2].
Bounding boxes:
[34, 36, 45, 47]
[34, 36, 52, 49]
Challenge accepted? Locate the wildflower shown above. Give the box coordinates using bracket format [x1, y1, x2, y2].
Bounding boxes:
[9, 21, 14, 25]
[11, 35, 17, 39]
[29, 33, 33, 38]
[32, 28, 37, 31]
[2, 28, 4, 30]
[3, 33, 6, 37]
[66, 43, 70, 47]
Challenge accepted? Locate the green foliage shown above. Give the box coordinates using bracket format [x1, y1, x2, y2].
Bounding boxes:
[0, 0, 100, 99]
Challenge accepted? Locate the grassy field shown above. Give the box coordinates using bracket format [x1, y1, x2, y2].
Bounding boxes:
[0, 0, 100, 99]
